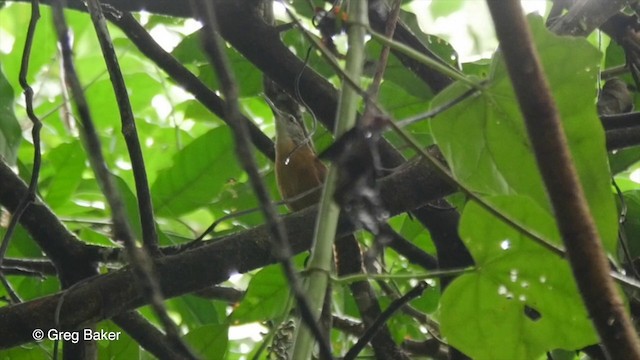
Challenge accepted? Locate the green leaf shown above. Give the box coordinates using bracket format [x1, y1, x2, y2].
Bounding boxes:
[85, 73, 162, 131]
[42, 141, 86, 209]
[97, 322, 139, 360]
[14, 276, 60, 302]
[280, 30, 339, 81]
[398, 9, 459, 68]
[152, 127, 241, 217]
[0, 345, 51, 360]
[441, 197, 597, 360]
[396, 214, 436, 255]
[0, 65, 21, 164]
[431, 15, 617, 254]
[5, 226, 42, 259]
[173, 33, 262, 97]
[184, 324, 228, 360]
[366, 41, 432, 100]
[114, 175, 174, 246]
[231, 265, 290, 324]
[168, 295, 224, 327]
[461, 59, 492, 78]
[214, 169, 280, 228]
[621, 190, 640, 259]
[430, 0, 465, 18]
[609, 147, 640, 175]
[0, 5, 58, 92]
[378, 81, 431, 120]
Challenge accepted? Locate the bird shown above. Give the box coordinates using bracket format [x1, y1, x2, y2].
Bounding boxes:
[272, 103, 327, 211]
[597, 78, 633, 116]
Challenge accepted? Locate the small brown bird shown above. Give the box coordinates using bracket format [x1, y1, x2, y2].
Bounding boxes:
[272, 107, 327, 211]
[598, 78, 633, 116]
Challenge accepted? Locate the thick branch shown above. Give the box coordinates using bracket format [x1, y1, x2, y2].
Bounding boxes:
[549, 0, 627, 36]
[0, 157, 453, 349]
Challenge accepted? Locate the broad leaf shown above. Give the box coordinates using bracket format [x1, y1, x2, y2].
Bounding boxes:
[431, 15, 617, 253]
[184, 324, 228, 360]
[42, 141, 86, 209]
[231, 265, 290, 324]
[152, 127, 241, 217]
[441, 197, 597, 359]
[97, 322, 139, 360]
[173, 33, 262, 97]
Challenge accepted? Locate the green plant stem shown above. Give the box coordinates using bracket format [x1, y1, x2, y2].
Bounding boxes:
[333, 267, 475, 284]
[289, 1, 368, 359]
[366, 26, 479, 89]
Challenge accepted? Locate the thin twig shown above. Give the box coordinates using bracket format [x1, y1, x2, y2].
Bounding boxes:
[0, 0, 43, 303]
[368, 0, 402, 100]
[386, 229, 439, 270]
[113, 311, 193, 360]
[334, 267, 475, 284]
[104, 10, 275, 161]
[396, 87, 481, 127]
[1, 258, 56, 277]
[0, 273, 21, 303]
[343, 282, 428, 360]
[192, 1, 333, 359]
[52, 0, 135, 250]
[86, 0, 159, 254]
[183, 185, 324, 250]
[83, 1, 196, 357]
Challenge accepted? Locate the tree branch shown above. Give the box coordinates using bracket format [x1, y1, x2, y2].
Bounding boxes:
[549, 0, 627, 36]
[0, 155, 453, 349]
[487, 1, 640, 358]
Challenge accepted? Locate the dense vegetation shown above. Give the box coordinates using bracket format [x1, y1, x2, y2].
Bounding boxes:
[1, 1, 640, 359]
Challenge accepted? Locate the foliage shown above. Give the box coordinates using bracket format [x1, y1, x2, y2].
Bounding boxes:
[0, 1, 639, 360]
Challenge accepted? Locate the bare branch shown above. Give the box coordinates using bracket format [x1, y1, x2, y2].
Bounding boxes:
[84, 1, 195, 356]
[0, 0, 43, 304]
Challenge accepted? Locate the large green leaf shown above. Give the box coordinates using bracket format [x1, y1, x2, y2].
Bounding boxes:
[172, 33, 262, 97]
[0, 345, 51, 360]
[621, 190, 640, 260]
[84, 73, 163, 131]
[184, 324, 228, 360]
[168, 295, 224, 326]
[152, 127, 241, 217]
[0, 5, 58, 92]
[0, 66, 21, 164]
[429, 0, 465, 18]
[431, 15, 617, 254]
[231, 265, 290, 324]
[366, 41, 433, 100]
[114, 175, 174, 246]
[97, 321, 139, 360]
[441, 197, 597, 360]
[398, 9, 459, 69]
[42, 141, 86, 209]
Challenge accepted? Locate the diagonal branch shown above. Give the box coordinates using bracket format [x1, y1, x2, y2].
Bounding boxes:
[549, 0, 627, 36]
[83, 1, 195, 356]
[193, 1, 332, 358]
[104, 10, 275, 160]
[486, 1, 640, 358]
